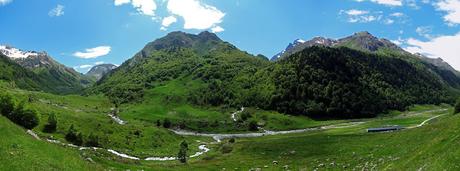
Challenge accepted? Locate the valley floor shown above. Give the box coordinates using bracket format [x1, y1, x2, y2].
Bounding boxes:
[1, 86, 458, 170]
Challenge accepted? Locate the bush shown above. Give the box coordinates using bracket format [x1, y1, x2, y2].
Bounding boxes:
[163, 118, 172, 128]
[228, 138, 236, 143]
[75, 133, 84, 146]
[66, 124, 83, 145]
[221, 143, 233, 154]
[248, 120, 259, 131]
[86, 133, 99, 147]
[177, 140, 188, 163]
[0, 93, 15, 116]
[43, 113, 57, 133]
[455, 98, 460, 114]
[15, 108, 39, 129]
[156, 119, 161, 127]
[240, 110, 252, 121]
[0, 94, 39, 129]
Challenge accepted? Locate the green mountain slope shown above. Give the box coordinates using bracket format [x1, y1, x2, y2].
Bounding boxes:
[90, 31, 459, 118]
[12, 52, 93, 94]
[0, 116, 101, 170]
[0, 47, 93, 94]
[89, 31, 270, 104]
[270, 46, 455, 118]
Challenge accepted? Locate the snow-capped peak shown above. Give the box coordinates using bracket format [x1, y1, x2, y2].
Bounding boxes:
[0, 45, 39, 59]
[294, 39, 306, 44]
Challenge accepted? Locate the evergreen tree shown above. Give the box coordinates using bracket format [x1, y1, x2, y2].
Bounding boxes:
[0, 93, 14, 117]
[156, 119, 161, 127]
[248, 120, 259, 131]
[65, 124, 78, 144]
[455, 98, 460, 114]
[43, 113, 57, 133]
[75, 133, 84, 146]
[177, 140, 188, 163]
[163, 118, 172, 128]
[86, 133, 99, 147]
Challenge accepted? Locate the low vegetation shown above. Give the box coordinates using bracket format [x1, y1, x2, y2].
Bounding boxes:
[0, 93, 39, 129]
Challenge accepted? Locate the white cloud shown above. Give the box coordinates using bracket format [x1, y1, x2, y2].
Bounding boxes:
[131, 0, 156, 16]
[95, 61, 105, 65]
[390, 12, 404, 17]
[48, 4, 65, 17]
[407, 0, 420, 9]
[405, 32, 460, 70]
[114, 0, 225, 32]
[346, 9, 369, 15]
[211, 26, 224, 33]
[384, 19, 395, 24]
[77, 65, 93, 69]
[354, 0, 403, 6]
[161, 16, 177, 27]
[435, 0, 460, 26]
[73, 46, 111, 59]
[167, 0, 225, 30]
[0, 0, 12, 6]
[371, 0, 402, 6]
[340, 9, 381, 23]
[415, 26, 433, 39]
[114, 0, 156, 16]
[115, 0, 130, 6]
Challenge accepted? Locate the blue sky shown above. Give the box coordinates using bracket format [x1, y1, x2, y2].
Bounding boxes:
[1, 0, 460, 72]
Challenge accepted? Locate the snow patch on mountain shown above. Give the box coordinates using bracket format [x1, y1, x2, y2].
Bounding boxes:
[0, 45, 39, 59]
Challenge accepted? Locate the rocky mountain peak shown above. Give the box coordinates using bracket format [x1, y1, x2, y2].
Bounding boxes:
[86, 64, 118, 81]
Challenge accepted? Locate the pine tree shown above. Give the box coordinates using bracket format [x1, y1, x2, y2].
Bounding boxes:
[43, 113, 57, 133]
[65, 124, 78, 144]
[177, 140, 188, 163]
[455, 98, 460, 114]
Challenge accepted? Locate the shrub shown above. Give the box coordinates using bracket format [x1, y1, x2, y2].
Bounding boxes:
[66, 124, 79, 144]
[177, 140, 188, 163]
[248, 120, 259, 131]
[163, 118, 172, 128]
[0, 93, 15, 116]
[15, 108, 39, 130]
[75, 133, 84, 146]
[240, 110, 252, 121]
[43, 113, 57, 133]
[228, 138, 236, 143]
[86, 133, 99, 147]
[0, 95, 39, 129]
[455, 98, 460, 114]
[221, 143, 233, 154]
[156, 119, 161, 127]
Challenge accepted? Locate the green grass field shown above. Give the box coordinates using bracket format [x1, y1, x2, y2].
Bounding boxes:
[0, 116, 103, 170]
[1, 83, 459, 170]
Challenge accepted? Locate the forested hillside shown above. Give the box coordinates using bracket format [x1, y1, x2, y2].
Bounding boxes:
[90, 31, 460, 118]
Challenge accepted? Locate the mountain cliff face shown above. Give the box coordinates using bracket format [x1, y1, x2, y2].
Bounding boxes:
[86, 64, 117, 81]
[0, 45, 93, 94]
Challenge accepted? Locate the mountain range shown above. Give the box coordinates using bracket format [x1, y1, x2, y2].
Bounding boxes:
[0, 45, 93, 94]
[0, 31, 459, 117]
[271, 31, 407, 61]
[87, 31, 460, 118]
[86, 64, 118, 81]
